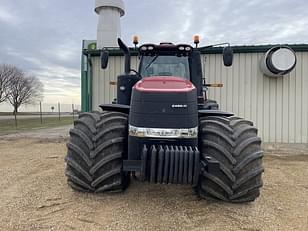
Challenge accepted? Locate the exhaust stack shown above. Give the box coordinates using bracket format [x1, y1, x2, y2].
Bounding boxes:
[95, 0, 125, 49]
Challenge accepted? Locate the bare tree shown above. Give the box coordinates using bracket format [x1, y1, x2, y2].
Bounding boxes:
[0, 64, 21, 103]
[7, 74, 44, 113]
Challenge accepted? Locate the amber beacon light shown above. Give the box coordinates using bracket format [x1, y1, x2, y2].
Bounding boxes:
[193, 35, 200, 48]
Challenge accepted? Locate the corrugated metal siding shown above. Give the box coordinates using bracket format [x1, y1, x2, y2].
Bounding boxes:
[92, 55, 139, 108]
[91, 51, 308, 143]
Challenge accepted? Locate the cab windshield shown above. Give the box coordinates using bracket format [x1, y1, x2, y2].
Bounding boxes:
[140, 55, 190, 79]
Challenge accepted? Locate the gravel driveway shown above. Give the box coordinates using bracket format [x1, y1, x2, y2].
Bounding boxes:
[0, 129, 308, 230]
[0, 125, 72, 141]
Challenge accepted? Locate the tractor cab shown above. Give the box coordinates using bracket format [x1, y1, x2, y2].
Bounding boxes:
[138, 43, 193, 80]
[135, 41, 206, 109]
[100, 38, 233, 109]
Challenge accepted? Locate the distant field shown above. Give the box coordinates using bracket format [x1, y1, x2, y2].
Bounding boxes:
[0, 116, 74, 135]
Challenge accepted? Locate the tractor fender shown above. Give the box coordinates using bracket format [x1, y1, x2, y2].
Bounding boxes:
[100, 104, 130, 114]
[198, 109, 234, 117]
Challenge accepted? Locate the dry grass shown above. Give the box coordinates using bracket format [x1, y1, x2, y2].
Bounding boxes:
[0, 116, 74, 135]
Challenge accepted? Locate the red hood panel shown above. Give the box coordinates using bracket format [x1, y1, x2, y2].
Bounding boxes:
[134, 76, 195, 93]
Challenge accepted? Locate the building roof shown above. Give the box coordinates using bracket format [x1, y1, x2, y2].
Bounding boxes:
[82, 40, 308, 56]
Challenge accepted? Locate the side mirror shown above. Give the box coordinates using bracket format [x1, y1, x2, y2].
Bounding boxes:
[223, 46, 233, 66]
[100, 49, 109, 69]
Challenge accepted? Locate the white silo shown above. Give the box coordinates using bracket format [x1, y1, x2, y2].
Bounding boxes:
[95, 0, 125, 49]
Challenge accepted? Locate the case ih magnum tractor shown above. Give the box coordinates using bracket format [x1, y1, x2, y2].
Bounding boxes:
[65, 38, 264, 203]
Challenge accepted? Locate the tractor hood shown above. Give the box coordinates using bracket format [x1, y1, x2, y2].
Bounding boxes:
[133, 76, 196, 93]
[129, 76, 198, 129]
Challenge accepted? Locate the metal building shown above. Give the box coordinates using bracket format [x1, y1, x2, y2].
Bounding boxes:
[81, 42, 308, 143]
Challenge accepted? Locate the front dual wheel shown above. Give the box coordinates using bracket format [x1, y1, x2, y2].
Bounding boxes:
[65, 112, 129, 192]
[197, 116, 264, 203]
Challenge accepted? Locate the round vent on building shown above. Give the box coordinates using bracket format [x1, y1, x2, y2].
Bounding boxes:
[260, 46, 296, 77]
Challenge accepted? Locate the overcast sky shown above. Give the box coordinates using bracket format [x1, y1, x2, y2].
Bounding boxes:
[0, 0, 307, 107]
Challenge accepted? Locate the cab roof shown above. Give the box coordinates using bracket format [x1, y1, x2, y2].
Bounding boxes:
[139, 43, 193, 56]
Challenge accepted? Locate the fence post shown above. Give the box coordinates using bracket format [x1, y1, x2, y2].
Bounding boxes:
[14, 111, 17, 128]
[58, 102, 61, 121]
[72, 104, 75, 121]
[39, 101, 43, 124]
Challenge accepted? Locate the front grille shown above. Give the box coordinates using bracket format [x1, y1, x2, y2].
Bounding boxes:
[140, 144, 200, 186]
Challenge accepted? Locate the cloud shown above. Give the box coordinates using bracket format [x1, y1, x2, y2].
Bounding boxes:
[0, 0, 307, 111]
[0, 0, 93, 107]
[122, 0, 308, 45]
[0, 7, 19, 25]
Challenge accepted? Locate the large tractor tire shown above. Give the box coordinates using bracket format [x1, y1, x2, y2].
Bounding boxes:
[65, 111, 129, 193]
[197, 116, 264, 202]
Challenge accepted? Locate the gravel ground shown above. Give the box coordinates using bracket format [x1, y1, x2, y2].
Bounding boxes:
[0, 125, 72, 141]
[0, 134, 308, 230]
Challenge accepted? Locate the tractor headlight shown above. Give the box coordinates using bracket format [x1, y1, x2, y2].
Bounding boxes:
[129, 125, 198, 138]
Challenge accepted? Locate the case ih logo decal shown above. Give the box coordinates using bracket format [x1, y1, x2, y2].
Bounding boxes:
[171, 104, 188, 108]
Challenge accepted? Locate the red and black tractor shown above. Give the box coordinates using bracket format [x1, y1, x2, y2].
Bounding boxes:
[65, 38, 263, 203]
